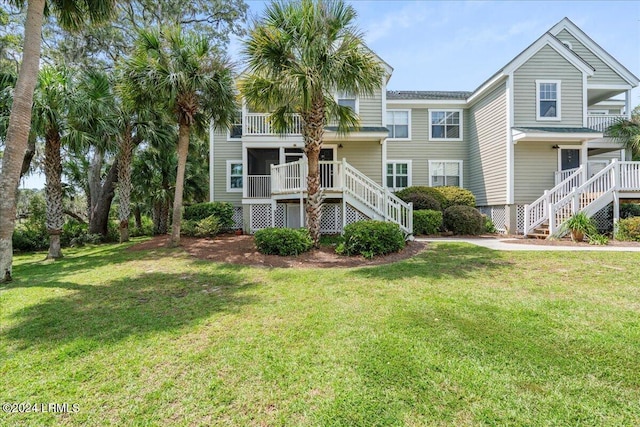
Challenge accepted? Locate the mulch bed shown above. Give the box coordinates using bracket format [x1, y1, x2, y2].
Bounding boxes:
[128, 234, 427, 268]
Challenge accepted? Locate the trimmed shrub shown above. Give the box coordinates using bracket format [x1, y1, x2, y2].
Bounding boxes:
[12, 227, 48, 252]
[181, 215, 221, 238]
[436, 186, 476, 210]
[337, 220, 405, 259]
[413, 210, 443, 235]
[616, 217, 640, 242]
[443, 205, 484, 235]
[254, 228, 313, 256]
[184, 202, 234, 229]
[195, 215, 221, 238]
[395, 186, 446, 210]
[621, 203, 640, 219]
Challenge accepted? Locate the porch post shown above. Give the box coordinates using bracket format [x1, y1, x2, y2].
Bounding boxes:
[625, 90, 632, 119]
[613, 191, 620, 240]
[549, 203, 556, 235]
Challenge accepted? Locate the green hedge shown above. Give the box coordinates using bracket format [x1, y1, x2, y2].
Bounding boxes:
[443, 205, 484, 235]
[395, 187, 446, 210]
[337, 220, 405, 259]
[436, 186, 476, 210]
[413, 210, 443, 235]
[184, 202, 234, 229]
[395, 186, 476, 211]
[616, 217, 640, 242]
[254, 228, 313, 256]
[181, 215, 222, 238]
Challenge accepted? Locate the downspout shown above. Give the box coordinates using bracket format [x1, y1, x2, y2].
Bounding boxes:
[209, 120, 215, 202]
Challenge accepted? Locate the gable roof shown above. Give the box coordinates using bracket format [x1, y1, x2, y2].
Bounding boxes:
[549, 17, 640, 86]
[387, 90, 472, 100]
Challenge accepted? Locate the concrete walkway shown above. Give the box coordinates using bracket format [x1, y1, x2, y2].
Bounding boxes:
[416, 237, 640, 252]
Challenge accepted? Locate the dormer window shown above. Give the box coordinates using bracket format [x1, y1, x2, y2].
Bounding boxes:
[536, 80, 561, 121]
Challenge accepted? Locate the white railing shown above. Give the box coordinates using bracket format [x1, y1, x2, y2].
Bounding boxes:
[554, 167, 580, 185]
[524, 166, 584, 235]
[548, 161, 616, 235]
[271, 160, 343, 194]
[270, 158, 413, 234]
[343, 161, 413, 234]
[619, 162, 640, 190]
[246, 175, 271, 198]
[243, 113, 303, 135]
[587, 114, 627, 132]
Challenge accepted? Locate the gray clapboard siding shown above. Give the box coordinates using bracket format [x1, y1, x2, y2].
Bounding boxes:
[467, 82, 508, 206]
[513, 45, 583, 127]
[358, 86, 383, 127]
[556, 29, 629, 86]
[386, 108, 468, 188]
[338, 140, 383, 185]
[212, 129, 243, 204]
[514, 141, 580, 203]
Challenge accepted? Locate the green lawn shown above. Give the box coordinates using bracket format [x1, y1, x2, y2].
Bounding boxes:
[1, 241, 640, 426]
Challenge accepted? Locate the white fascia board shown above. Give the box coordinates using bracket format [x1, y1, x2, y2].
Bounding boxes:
[466, 73, 507, 105]
[324, 131, 389, 142]
[591, 99, 626, 107]
[503, 34, 594, 77]
[512, 130, 603, 142]
[549, 18, 640, 86]
[587, 83, 633, 90]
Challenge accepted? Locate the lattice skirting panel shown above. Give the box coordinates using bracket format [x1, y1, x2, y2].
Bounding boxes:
[345, 203, 370, 226]
[477, 205, 508, 234]
[592, 203, 613, 233]
[232, 206, 243, 230]
[320, 204, 342, 234]
[249, 204, 286, 233]
[516, 205, 526, 234]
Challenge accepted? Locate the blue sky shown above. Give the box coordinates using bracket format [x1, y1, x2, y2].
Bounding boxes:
[238, 0, 640, 101]
[21, 0, 640, 189]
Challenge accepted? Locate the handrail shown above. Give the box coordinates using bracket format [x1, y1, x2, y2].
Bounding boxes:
[524, 165, 584, 235]
[548, 160, 616, 235]
[554, 167, 579, 185]
[269, 158, 413, 234]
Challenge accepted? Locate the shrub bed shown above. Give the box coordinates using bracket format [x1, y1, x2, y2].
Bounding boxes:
[254, 228, 313, 256]
[181, 215, 222, 238]
[616, 217, 640, 242]
[184, 202, 234, 229]
[413, 210, 443, 235]
[443, 205, 484, 235]
[337, 220, 405, 259]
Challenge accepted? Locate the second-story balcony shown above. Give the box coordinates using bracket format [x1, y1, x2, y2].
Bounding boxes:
[587, 114, 627, 133]
[243, 113, 303, 136]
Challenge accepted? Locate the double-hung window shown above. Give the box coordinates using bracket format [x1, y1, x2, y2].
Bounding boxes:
[227, 160, 243, 192]
[429, 160, 462, 187]
[386, 161, 411, 190]
[536, 80, 561, 120]
[337, 91, 358, 113]
[429, 110, 463, 141]
[227, 109, 243, 140]
[387, 110, 410, 139]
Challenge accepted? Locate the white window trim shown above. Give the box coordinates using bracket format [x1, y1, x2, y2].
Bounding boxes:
[226, 160, 243, 192]
[428, 109, 463, 141]
[428, 160, 463, 187]
[335, 91, 359, 114]
[536, 80, 562, 121]
[227, 109, 243, 141]
[387, 109, 411, 140]
[386, 160, 412, 191]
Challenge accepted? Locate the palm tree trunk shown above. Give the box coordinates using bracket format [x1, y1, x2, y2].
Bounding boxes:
[134, 206, 142, 230]
[169, 123, 190, 247]
[303, 96, 326, 247]
[88, 159, 119, 236]
[0, 0, 46, 282]
[20, 133, 37, 178]
[44, 129, 64, 259]
[118, 127, 134, 243]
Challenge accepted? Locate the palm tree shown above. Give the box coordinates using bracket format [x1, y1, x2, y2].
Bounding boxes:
[31, 66, 69, 259]
[125, 27, 235, 247]
[607, 116, 640, 159]
[240, 0, 385, 246]
[0, 0, 115, 282]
